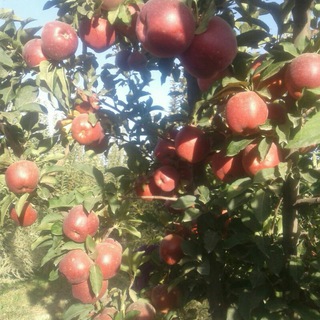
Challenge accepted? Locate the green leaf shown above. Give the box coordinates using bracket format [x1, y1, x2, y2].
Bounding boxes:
[203, 230, 220, 253]
[15, 103, 47, 113]
[226, 137, 254, 156]
[89, 264, 103, 297]
[170, 195, 196, 210]
[0, 48, 13, 67]
[251, 189, 271, 224]
[121, 225, 141, 238]
[85, 235, 97, 253]
[63, 303, 94, 320]
[15, 193, 29, 217]
[237, 30, 269, 47]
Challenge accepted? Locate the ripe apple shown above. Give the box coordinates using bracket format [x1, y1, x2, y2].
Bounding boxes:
[22, 38, 48, 68]
[174, 125, 210, 164]
[62, 205, 99, 243]
[179, 16, 237, 79]
[127, 51, 148, 71]
[58, 249, 93, 284]
[150, 284, 181, 313]
[41, 21, 78, 61]
[242, 142, 281, 176]
[126, 300, 156, 320]
[74, 91, 100, 114]
[94, 238, 123, 280]
[159, 233, 184, 265]
[79, 16, 116, 53]
[94, 307, 117, 320]
[71, 113, 105, 146]
[135, 176, 163, 201]
[285, 53, 320, 99]
[71, 279, 108, 304]
[209, 151, 246, 182]
[135, 0, 195, 58]
[85, 136, 109, 154]
[101, 0, 124, 11]
[5, 160, 40, 194]
[225, 91, 268, 135]
[153, 138, 177, 165]
[153, 165, 180, 192]
[9, 202, 38, 227]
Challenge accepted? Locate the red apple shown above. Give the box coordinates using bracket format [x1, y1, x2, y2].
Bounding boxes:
[71, 279, 108, 304]
[5, 160, 40, 194]
[71, 113, 105, 146]
[115, 49, 131, 71]
[174, 125, 210, 163]
[153, 165, 180, 192]
[225, 91, 268, 135]
[209, 152, 246, 182]
[150, 284, 181, 313]
[62, 205, 99, 243]
[135, 176, 163, 201]
[285, 53, 320, 99]
[74, 91, 100, 114]
[159, 233, 184, 265]
[136, 0, 195, 58]
[242, 142, 281, 176]
[41, 21, 78, 61]
[58, 249, 93, 284]
[179, 16, 237, 79]
[126, 300, 156, 320]
[9, 202, 38, 227]
[101, 0, 124, 11]
[127, 51, 147, 71]
[22, 38, 48, 68]
[85, 136, 110, 154]
[94, 307, 117, 320]
[79, 16, 116, 53]
[153, 138, 177, 164]
[94, 238, 123, 280]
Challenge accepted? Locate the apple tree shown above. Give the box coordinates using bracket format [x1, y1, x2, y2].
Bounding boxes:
[0, 0, 320, 319]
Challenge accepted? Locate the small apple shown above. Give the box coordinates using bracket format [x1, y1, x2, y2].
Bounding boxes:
[9, 203, 38, 227]
[5, 160, 40, 194]
[22, 38, 48, 68]
[153, 165, 180, 192]
[225, 91, 268, 135]
[285, 53, 320, 99]
[135, 176, 163, 201]
[62, 205, 99, 243]
[71, 113, 105, 146]
[41, 21, 78, 61]
[153, 138, 177, 164]
[101, 0, 124, 11]
[150, 284, 181, 314]
[159, 233, 184, 265]
[79, 16, 116, 53]
[127, 51, 148, 71]
[136, 0, 195, 58]
[242, 142, 281, 176]
[126, 300, 156, 320]
[179, 16, 237, 79]
[94, 238, 123, 280]
[58, 249, 93, 284]
[174, 125, 210, 163]
[71, 279, 108, 304]
[94, 307, 117, 320]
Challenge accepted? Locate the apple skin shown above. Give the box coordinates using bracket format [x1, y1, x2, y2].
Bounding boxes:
[285, 53, 320, 99]
[159, 233, 184, 265]
[150, 284, 181, 314]
[62, 205, 99, 243]
[71, 113, 105, 146]
[126, 300, 156, 320]
[153, 165, 180, 192]
[94, 238, 123, 280]
[136, 0, 195, 58]
[135, 176, 163, 201]
[225, 91, 268, 135]
[127, 51, 148, 71]
[5, 160, 40, 194]
[9, 203, 38, 227]
[242, 142, 281, 176]
[22, 38, 48, 68]
[179, 16, 237, 79]
[209, 152, 246, 182]
[174, 125, 210, 164]
[58, 249, 93, 284]
[153, 138, 177, 165]
[101, 0, 124, 11]
[197, 68, 228, 92]
[94, 307, 117, 320]
[79, 17, 116, 53]
[41, 21, 78, 61]
[71, 279, 108, 304]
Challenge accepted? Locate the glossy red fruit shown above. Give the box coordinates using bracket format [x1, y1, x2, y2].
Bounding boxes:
[127, 51, 147, 71]
[242, 142, 281, 176]
[22, 38, 48, 68]
[285, 53, 320, 99]
[9, 203, 38, 227]
[225, 91, 268, 135]
[41, 21, 78, 61]
[71, 279, 108, 304]
[5, 160, 40, 194]
[62, 205, 99, 243]
[153, 166, 180, 192]
[135, 176, 163, 201]
[153, 139, 177, 164]
[159, 233, 184, 265]
[174, 125, 210, 163]
[136, 0, 195, 58]
[95, 238, 123, 279]
[150, 284, 181, 313]
[71, 113, 105, 146]
[126, 300, 156, 320]
[58, 249, 93, 284]
[79, 17, 116, 53]
[179, 16, 237, 79]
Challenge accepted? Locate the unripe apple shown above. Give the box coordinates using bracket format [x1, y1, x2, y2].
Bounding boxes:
[22, 38, 48, 68]
[71, 279, 108, 304]
[153, 165, 180, 192]
[136, 0, 195, 58]
[225, 91, 268, 135]
[159, 233, 184, 265]
[126, 300, 156, 320]
[9, 203, 38, 227]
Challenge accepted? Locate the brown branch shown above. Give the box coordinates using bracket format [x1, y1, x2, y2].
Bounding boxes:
[294, 197, 320, 206]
